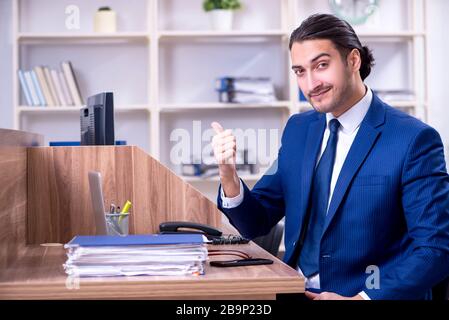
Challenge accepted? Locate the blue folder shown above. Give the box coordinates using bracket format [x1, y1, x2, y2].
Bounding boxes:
[50, 140, 127, 146]
[65, 234, 205, 247]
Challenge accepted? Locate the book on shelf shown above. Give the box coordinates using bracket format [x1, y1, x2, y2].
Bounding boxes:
[63, 234, 208, 277]
[30, 70, 46, 106]
[58, 71, 74, 105]
[23, 71, 40, 106]
[61, 61, 84, 106]
[34, 66, 54, 106]
[43, 67, 60, 106]
[17, 70, 32, 106]
[51, 69, 67, 106]
[18, 61, 83, 107]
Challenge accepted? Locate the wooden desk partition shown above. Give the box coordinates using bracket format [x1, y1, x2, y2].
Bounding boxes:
[27, 146, 221, 244]
[0, 128, 43, 270]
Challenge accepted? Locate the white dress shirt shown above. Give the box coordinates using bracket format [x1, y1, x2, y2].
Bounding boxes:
[221, 87, 373, 299]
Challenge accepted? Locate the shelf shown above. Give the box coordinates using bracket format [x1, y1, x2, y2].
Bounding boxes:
[159, 101, 291, 112]
[17, 30, 422, 43]
[356, 31, 426, 41]
[17, 32, 149, 44]
[182, 173, 262, 182]
[158, 30, 288, 42]
[18, 105, 150, 113]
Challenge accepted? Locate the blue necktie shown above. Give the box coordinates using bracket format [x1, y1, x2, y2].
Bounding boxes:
[298, 118, 340, 277]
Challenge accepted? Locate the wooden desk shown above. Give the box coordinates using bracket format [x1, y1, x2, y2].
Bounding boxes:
[0, 242, 304, 300]
[0, 131, 304, 300]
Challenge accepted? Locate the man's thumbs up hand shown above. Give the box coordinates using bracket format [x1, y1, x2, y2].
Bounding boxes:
[211, 121, 224, 134]
[211, 121, 236, 166]
[211, 122, 240, 197]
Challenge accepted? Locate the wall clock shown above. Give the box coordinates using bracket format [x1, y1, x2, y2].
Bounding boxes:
[329, 0, 379, 25]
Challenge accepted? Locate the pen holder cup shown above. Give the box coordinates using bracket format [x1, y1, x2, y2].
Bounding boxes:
[105, 213, 129, 236]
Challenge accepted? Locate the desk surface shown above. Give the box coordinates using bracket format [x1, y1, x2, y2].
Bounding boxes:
[0, 242, 304, 300]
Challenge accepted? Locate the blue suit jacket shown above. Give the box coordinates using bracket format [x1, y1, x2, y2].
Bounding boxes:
[217, 93, 449, 299]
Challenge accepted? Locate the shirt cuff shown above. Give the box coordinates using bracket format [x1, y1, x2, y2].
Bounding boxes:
[220, 180, 244, 208]
[358, 291, 371, 300]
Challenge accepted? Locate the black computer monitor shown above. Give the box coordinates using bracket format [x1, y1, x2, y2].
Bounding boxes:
[80, 92, 115, 145]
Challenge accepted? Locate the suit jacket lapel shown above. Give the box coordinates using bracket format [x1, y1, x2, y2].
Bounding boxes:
[322, 94, 386, 236]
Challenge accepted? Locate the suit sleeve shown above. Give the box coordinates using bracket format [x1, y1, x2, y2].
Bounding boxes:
[216, 119, 293, 239]
[365, 126, 449, 300]
[217, 156, 285, 239]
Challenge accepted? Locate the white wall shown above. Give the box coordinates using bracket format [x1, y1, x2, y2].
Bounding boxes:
[426, 0, 449, 158]
[0, 0, 13, 130]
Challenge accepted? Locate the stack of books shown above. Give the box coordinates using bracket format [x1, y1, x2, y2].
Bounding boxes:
[215, 77, 277, 104]
[63, 234, 208, 277]
[18, 61, 83, 107]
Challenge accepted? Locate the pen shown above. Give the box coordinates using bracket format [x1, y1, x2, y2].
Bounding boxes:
[109, 204, 116, 214]
[118, 200, 132, 223]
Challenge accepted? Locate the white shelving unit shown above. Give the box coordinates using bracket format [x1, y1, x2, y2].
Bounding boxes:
[12, 0, 428, 200]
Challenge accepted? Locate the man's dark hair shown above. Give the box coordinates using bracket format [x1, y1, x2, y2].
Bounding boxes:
[289, 14, 375, 81]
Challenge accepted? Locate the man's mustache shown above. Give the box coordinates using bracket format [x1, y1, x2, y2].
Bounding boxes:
[308, 86, 332, 97]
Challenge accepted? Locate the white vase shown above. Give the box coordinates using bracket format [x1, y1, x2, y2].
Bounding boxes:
[94, 8, 117, 33]
[209, 9, 234, 31]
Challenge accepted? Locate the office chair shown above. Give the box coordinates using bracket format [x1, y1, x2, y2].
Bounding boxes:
[253, 220, 285, 257]
[432, 276, 449, 300]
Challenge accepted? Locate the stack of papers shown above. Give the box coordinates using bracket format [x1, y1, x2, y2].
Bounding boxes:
[63, 234, 208, 277]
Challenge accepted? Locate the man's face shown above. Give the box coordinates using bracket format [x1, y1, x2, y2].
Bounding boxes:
[291, 39, 355, 115]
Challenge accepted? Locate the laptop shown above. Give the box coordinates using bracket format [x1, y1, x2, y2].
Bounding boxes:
[88, 171, 107, 235]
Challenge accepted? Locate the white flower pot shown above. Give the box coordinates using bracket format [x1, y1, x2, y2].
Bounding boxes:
[209, 9, 234, 31]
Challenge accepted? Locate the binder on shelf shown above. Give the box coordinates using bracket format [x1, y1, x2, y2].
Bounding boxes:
[216, 77, 276, 95]
[215, 76, 277, 104]
[18, 70, 32, 106]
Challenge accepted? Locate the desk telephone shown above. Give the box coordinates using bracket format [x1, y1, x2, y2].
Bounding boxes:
[159, 221, 250, 245]
[159, 221, 273, 267]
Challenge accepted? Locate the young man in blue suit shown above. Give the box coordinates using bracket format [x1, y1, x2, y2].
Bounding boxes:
[211, 14, 449, 300]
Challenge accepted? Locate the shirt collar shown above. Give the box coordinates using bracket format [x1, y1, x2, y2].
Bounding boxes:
[326, 86, 373, 134]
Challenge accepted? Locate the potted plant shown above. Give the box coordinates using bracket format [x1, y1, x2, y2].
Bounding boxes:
[203, 0, 242, 31]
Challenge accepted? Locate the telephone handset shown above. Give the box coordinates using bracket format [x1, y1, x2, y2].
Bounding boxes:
[159, 221, 250, 244]
[159, 221, 222, 240]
